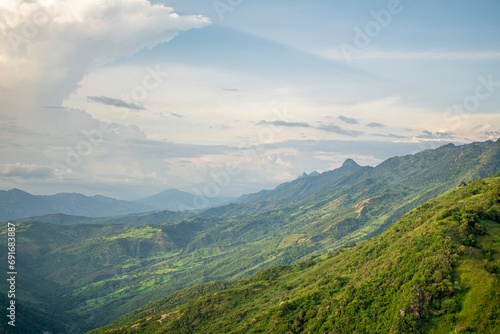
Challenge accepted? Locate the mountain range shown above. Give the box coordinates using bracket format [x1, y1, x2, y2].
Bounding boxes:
[234, 159, 358, 205]
[0, 188, 233, 221]
[0, 189, 148, 220]
[93, 177, 500, 334]
[0, 139, 499, 333]
[0, 162, 347, 222]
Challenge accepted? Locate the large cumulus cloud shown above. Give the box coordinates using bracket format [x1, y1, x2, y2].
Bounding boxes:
[0, 0, 211, 198]
[0, 0, 210, 104]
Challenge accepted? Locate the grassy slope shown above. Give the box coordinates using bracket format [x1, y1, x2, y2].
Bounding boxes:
[93, 178, 500, 334]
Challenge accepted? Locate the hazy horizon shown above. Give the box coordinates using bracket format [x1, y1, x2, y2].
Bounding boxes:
[1, 0, 499, 200]
[0, 156, 366, 200]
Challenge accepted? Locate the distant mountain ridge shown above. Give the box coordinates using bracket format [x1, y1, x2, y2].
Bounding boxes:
[235, 158, 360, 205]
[6, 139, 499, 224]
[208, 140, 500, 220]
[0, 159, 359, 221]
[0, 189, 150, 220]
[134, 189, 233, 212]
[0, 188, 232, 220]
[296, 170, 320, 180]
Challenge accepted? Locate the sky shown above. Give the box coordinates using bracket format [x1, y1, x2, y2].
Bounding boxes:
[0, 0, 499, 202]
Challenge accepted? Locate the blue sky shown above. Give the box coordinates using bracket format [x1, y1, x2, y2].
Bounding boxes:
[0, 0, 499, 201]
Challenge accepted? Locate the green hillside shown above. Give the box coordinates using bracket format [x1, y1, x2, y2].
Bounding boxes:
[201, 140, 500, 219]
[0, 140, 499, 333]
[92, 177, 500, 334]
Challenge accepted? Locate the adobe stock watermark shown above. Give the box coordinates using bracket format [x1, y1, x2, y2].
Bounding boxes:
[339, 0, 406, 63]
[51, 65, 169, 181]
[443, 74, 500, 131]
[3, 2, 60, 54]
[6, 222, 17, 328]
[177, 106, 295, 213]
[213, 0, 243, 21]
[119, 65, 170, 120]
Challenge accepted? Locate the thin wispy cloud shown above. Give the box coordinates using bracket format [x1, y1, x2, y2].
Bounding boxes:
[170, 112, 183, 118]
[319, 50, 500, 61]
[258, 120, 310, 128]
[317, 124, 364, 137]
[41, 106, 66, 110]
[486, 130, 500, 137]
[365, 51, 500, 61]
[372, 133, 406, 139]
[415, 130, 454, 140]
[88, 96, 145, 110]
[366, 122, 385, 128]
[0, 163, 53, 179]
[338, 115, 359, 124]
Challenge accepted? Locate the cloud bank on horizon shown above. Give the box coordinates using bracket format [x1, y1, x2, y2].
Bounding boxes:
[0, 0, 499, 200]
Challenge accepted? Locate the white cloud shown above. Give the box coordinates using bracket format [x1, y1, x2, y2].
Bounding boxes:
[0, 0, 210, 105]
[0, 163, 53, 179]
[412, 113, 500, 143]
[0, 0, 212, 198]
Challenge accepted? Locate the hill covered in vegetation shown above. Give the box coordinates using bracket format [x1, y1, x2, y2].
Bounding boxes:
[93, 177, 500, 334]
[0, 140, 499, 333]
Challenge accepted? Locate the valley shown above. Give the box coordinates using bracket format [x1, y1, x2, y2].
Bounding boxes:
[93, 177, 500, 333]
[0, 139, 499, 333]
